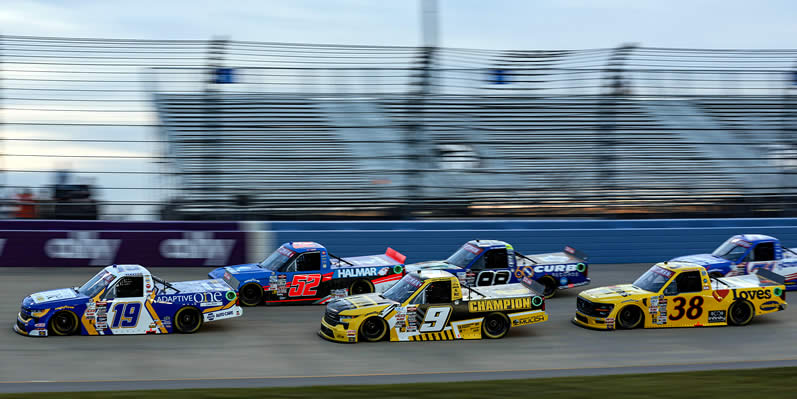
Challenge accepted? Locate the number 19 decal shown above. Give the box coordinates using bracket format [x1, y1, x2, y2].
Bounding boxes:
[420, 306, 452, 333]
[111, 302, 142, 328]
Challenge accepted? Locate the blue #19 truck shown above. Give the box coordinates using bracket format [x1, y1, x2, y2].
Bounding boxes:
[209, 242, 407, 306]
[15, 264, 242, 337]
[672, 234, 797, 290]
[404, 240, 589, 298]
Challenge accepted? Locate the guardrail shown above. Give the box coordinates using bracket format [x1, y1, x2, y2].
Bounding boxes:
[1, 218, 796, 267]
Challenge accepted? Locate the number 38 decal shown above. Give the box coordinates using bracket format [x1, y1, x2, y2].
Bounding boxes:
[669, 296, 704, 321]
[419, 306, 452, 333]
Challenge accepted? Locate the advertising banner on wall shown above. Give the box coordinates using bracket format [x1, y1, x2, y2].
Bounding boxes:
[0, 223, 246, 267]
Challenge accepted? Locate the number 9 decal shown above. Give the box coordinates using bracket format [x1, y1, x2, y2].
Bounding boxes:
[419, 306, 452, 333]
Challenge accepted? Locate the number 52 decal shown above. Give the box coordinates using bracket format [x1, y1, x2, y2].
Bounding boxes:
[419, 306, 452, 333]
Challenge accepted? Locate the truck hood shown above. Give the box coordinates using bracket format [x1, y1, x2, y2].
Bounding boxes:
[326, 293, 397, 314]
[579, 284, 649, 303]
[404, 261, 453, 273]
[170, 279, 234, 294]
[671, 253, 732, 268]
[22, 288, 89, 310]
[209, 263, 267, 284]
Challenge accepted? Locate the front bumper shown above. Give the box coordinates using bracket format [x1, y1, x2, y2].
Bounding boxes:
[318, 318, 358, 343]
[13, 313, 47, 337]
[572, 311, 613, 330]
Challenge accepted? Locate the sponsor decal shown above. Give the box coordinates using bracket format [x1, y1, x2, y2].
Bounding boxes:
[468, 297, 532, 312]
[712, 289, 730, 302]
[731, 289, 772, 301]
[512, 314, 546, 326]
[158, 292, 223, 304]
[708, 310, 726, 323]
[462, 243, 483, 255]
[377, 267, 390, 276]
[651, 266, 675, 279]
[200, 301, 223, 307]
[44, 231, 121, 266]
[159, 232, 236, 266]
[605, 317, 615, 329]
[277, 246, 295, 257]
[55, 305, 75, 310]
[533, 264, 582, 274]
[760, 300, 780, 311]
[34, 323, 46, 328]
[337, 268, 379, 278]
[292, 242, 317, 249]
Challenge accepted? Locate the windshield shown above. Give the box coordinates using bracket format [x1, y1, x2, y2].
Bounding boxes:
[259, 246, 295, 271]
[383, 274, 424, 303]
[445, 243, 484, 268]
[78, 270, 116, 297]
[711, 238, 750, 261]
[632, 266, 675, 293]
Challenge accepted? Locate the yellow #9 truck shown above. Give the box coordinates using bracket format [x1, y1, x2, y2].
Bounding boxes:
[319, 270, 548, 343]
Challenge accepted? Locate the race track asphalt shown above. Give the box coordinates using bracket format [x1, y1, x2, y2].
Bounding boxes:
[1, 264, 796, 393]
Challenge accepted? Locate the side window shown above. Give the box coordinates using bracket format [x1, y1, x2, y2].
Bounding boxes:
[105, 276, 143, 299]
[753, 243, 775, 261]
[674, 271, 703, 293]
[484, 249, 508, 269]
[469, 253, 485, 270]
[295, 252, 321, 272]
[425, 281, 452, 304]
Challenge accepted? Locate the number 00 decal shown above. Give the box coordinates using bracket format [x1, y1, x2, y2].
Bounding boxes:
[419, 306, 452, 333]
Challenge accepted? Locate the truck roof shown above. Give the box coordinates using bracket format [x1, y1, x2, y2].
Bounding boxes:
[467, 239, 510, 249]
[104, 264, 148, 276]
[283, 241, 325, 253]
[733, 234, 776, 243]
[655, 261, 704, 273]
[415, 269, 455, 280]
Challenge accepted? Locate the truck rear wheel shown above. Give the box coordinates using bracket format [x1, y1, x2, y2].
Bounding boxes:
[616, 306, 643, 329]
[174, 307, 203, 333]
[239, 283, 264, 307]
[539, 276, 558, 298]
[482, 312, 510, 339]
[49, 310, 79, 336]
[359, 317, 387, 342]
[728, 300, 755, 326]
[349, 279, 374, 295]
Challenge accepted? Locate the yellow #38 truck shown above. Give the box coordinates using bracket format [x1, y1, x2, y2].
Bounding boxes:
[319, 270, 548, 343]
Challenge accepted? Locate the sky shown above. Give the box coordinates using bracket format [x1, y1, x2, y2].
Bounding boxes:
[1, 0, 796, 220]
[1, 0, 796, 49]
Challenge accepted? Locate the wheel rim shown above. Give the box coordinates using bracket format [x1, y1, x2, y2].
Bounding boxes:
[619, 307, 640, 328]
[241, 284, 261, 305]
[351, 281, 372, 295]
[485, 315, 507, 336]
[542, 278, 556, 297]
[362, 318, 384, 340]
[53, 312, 76, 334]
[731, 302, 751, 324]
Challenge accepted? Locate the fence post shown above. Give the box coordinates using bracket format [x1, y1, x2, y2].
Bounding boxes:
[203, 37, 227, 219]
[598, 44, 635, 199]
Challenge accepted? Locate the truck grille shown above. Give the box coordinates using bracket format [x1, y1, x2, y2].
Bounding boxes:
[324, 309, 340, 325]
[20, 307, 32, 319]
[320, 324, 334, 338]
[16, 317, 27, 331]
[577, 297, 614, 317]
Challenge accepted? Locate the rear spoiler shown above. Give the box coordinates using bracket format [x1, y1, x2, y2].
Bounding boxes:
[520, 276, 547, 298]
[564, 246, 588, 261]
[386, 247, 406, 264]
[755, 268, 785, 285]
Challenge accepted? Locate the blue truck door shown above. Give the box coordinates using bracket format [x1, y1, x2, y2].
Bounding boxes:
[283, 251, 323, 298]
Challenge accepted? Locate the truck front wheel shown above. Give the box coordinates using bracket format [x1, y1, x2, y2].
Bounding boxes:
[616, 306, 643, 329]
[49, 310, 79, 336]
[728, 300, 755, 326]
[359, 317, 387, 342]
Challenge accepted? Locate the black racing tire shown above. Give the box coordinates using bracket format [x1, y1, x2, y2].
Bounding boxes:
[239, 283, 264, 307]
[728, 300, 755, 326]
[482, 312, 510, 339]
[539, 276, 558, 299]
[174, 307, 203, 334]
[708, 271, 724, 279]
[359, 317, 387, 342]
[349, 279, 375, 296]
[616, 305, 644, 329]
[49, 310, 79, 336]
